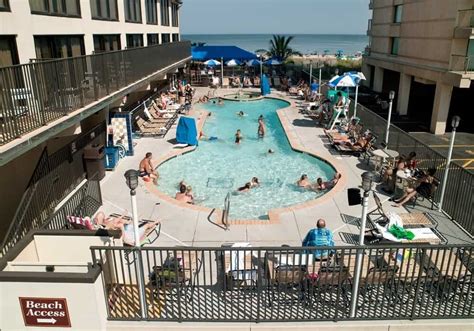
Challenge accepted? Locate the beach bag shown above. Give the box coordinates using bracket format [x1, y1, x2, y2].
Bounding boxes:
[388, 224, 415, 240]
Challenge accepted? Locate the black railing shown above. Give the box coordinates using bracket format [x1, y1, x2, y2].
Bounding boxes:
[0, 122, 106, 256]
[0, 41, 191, 145]
[42, 179, 102, 231]
[90, 244, 473, 322]
[355, 104, 474, 236]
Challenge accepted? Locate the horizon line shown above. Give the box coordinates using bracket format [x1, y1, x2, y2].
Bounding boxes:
[181, 33, 367, 36]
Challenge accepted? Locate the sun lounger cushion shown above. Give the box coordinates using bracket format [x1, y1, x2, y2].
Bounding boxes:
[67, 215, 95, 230]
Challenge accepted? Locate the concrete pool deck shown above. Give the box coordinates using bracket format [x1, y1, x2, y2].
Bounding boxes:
[99, 87, 472, 247]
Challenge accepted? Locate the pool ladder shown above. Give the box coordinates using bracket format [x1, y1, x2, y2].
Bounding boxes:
[222, 192, 231, 230]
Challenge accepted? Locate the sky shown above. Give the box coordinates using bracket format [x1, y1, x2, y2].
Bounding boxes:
[180, 0, 371, 35]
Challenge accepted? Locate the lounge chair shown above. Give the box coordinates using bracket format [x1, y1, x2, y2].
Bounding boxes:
[135, 117, 167, 136]
[222, 77, 230, 88]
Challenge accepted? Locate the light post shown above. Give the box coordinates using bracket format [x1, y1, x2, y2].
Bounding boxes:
[309, 60, 313, 86]
[220, 57, 224, 88]
[384, 90, 395, 149]
[438, 116, 461, 212]
[349, 171, 374, 318]
[318, 62, 322, 95]
[124, 169, 147, 318]
[353, 80, 360, 118]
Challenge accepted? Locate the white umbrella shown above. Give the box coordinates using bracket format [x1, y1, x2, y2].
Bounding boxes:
[264, 59, 281, 65]
[226, 59, 242, 66]
[204, 59, 221, 66]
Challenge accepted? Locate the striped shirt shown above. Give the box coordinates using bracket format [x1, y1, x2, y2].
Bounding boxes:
[302, 228, 334, 259]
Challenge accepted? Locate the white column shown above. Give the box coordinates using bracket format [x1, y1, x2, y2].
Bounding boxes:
[396, 73, 411, 116]
[373, 66, 384, 92]
[430, 82, 453, 134]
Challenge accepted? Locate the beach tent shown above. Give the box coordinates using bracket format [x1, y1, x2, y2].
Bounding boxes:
[192, 46, 258, 62]
[176, 117, 198, 146]
[261, 74, 271, 96]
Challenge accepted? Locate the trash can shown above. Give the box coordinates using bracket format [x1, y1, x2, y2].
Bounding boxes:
[104, 146, 120, 170]
[83, 144, 106, 180]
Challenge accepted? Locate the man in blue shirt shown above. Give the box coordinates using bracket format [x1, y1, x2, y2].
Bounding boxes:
[302, 219, 334, 260]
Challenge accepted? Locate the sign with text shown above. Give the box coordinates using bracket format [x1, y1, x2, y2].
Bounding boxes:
[19, 297, 71, 327]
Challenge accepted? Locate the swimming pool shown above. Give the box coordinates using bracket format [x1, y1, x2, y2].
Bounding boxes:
[157, 98, 336, 220]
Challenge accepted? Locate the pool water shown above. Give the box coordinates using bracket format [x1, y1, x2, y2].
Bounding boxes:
[157, 98, 336, 220]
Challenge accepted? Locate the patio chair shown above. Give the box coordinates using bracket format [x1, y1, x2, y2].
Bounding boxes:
[409, 177, 439, 210]
[222, 77, 230, 88]
[218, 243, 259, 293]
[358, 265, 400, 306]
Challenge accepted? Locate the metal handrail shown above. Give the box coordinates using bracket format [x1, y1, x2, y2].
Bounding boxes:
[222, 192, 231, 230]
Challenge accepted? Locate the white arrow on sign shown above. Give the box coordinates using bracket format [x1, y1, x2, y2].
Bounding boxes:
[37, 318, 57, 324]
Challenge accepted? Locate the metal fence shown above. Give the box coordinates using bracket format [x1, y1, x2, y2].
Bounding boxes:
[0, 122, 105, 256]
[90, 244, 473, 322]
[0, 41, 191, 145]
[355, 104, 474, 236]
[42, 179, 102, 231]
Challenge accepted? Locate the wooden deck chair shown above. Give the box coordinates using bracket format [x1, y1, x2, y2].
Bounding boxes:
[135, 117, 166, 135]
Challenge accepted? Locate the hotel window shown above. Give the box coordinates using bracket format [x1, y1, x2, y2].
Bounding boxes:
[146, 0, 158, 24]
[391, 37, 400, 55]
[172, 34, 179, 42]
[171, 3, 179, 27]
[34, 35, 85, 59]
[124, 0, 141, 23]
[147, 34, 159, 46]
[90, 0, 118, 20]
[0, 36, 19, 67]
[0, 0, 10, 11]
[126, 34, 143, 48]
[93, 35, 121, 53]
[161, 33, 170, 44]
[160, 0, 170, 26]
[29, 0, 81, 17]
[393, 5, 403, 23]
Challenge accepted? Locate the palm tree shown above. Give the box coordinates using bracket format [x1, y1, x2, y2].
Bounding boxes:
[269, 35, 297, 62]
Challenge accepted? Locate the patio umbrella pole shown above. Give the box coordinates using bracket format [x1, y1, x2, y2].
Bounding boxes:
[309, 61, 313, 85]
[354, 84, 359, 118]
[221, 57, 224, 88]
[318, 67, 322, 95]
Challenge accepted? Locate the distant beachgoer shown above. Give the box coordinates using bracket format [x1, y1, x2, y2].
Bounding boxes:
[250, 177, 260, 188]
[258, 117, 265, 138]
[237, 182, 252, 192]
[297, 174, 311, 188]
[235, 130, 242, 144]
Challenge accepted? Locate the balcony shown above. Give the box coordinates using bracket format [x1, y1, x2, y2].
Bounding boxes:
[0, 41, 191, 147]
[367, 19, 372, 36]
[450, 55, 474, 72]
[369, 0, 373, 9]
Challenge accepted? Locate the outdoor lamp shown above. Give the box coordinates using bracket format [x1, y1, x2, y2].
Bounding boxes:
[124, 169, 139, 190]
[389, 90, 395, 101]
[451, 115, 461, 129]
[361, 171, 374, 192]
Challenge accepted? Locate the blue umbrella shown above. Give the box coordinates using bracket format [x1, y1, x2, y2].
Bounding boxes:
[226, 59, 242, 66]
[246, 59, 262, 66]
[204, 59, 221, 66]
[264, 59, 281, 65]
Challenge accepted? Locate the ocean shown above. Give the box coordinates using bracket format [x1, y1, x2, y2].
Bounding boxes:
[181, 34, 369, 56]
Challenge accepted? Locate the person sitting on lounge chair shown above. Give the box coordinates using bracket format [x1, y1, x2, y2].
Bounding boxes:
[139, 152, 159, 184]
[117, 219, 161, 246]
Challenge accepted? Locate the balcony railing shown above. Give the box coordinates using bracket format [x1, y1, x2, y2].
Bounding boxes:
[0, 41, 191, 146]
[451, 55, 474, 72]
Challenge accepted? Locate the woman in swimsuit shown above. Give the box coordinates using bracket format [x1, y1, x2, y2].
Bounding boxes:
[393, 168, 436, 207]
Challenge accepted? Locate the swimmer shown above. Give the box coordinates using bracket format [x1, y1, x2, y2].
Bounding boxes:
[268, 149, 275, 154]
[297, 174, 311, 188]
[208, 112, 212, 117]
[237, 111, 245, 117]
[324, 172, 342, 189]
[218, 97, 224, 105]
[250, 177, 260, 188]
[235, 129, 242, 144]
[258, 116, 265, 138]
[186, 185, 195, 202]
[311, 178, 327, 191]
[237, 182, 252, 192]
[175, 184, 193, 204]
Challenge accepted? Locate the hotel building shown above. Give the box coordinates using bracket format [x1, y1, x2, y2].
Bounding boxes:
[0, 0, 191, 238]
[362, 0, 473, 134]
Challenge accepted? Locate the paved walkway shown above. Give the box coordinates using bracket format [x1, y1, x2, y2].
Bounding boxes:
[100, 87, 472, 247]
